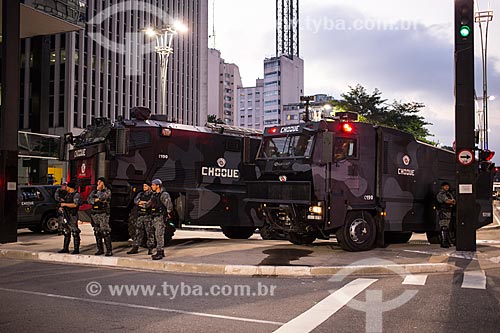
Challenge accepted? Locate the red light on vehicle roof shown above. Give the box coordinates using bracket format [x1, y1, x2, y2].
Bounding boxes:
[342, 123, 353, 133]
[269, 127, 278, 134]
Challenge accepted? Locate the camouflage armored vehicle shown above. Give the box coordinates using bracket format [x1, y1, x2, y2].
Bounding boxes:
[66, 108, 262, 241]
[246, 119, 494, 251]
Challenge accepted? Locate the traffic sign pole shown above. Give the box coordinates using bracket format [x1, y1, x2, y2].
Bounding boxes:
[455, 0, 477, 251]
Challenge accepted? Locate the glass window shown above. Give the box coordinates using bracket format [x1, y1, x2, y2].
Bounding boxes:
[334, 137, 357, 160]
[259, 133, 314, 159]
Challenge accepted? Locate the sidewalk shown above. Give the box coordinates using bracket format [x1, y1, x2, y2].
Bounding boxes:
[1, 223, 499, 277]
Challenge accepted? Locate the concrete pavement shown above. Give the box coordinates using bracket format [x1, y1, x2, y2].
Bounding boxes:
[1, 222, 500, 277]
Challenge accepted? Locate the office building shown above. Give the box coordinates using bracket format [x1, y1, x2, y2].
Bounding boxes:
[208, 48, 242, 125]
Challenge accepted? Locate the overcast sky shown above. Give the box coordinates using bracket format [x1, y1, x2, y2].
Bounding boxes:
[210, 0, 500, 162]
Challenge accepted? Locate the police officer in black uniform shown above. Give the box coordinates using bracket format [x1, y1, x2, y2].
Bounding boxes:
[127, 181, 155, 255]
[54, 182, 68, 235]
[150, 179, 173, 260]
[88, 177, 112, 256]
[57, 181, 82, 254]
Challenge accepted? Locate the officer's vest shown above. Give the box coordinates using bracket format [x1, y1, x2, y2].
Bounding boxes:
[137, 191, 153, 215]
[65, 191, 80, 215]
[150, 191, 165, 216]
[92, 190, 109, 213]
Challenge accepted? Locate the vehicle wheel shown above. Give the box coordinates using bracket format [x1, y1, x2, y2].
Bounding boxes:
[221, 226, 255, 239]
[42, 215, 59, 234]
[288, 232, 316, 245]
[384, 232, 412, 244]
[336, 211, 377, 251]
[28, 226, 42, 233]
[111, 224, 131, 241]
[426, 231, 441, 244]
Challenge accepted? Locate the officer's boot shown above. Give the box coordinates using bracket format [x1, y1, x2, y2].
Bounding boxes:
[151, 250, 163, 260]
[94, 232, 104, 255]
[58, 235, 70, 253]
[440, 227, 451, 248]
[103, 232, 113, 256]
[71, 234, 80, 254]
[127, 245, 139, 254]
[147, 248, 153, 255]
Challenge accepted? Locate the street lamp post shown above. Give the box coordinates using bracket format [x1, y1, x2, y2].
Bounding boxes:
[144, 23, 187, 116]
[475, 4, 493, 149]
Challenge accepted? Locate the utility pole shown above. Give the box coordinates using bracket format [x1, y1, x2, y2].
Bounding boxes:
[0, 0, 20, 243]
[454, 0, 477, 251]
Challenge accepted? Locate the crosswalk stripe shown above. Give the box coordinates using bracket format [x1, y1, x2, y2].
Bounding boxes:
[462, 270, 486, 289]
[402, 274, 428, 286]
[273, 278, 377, 333]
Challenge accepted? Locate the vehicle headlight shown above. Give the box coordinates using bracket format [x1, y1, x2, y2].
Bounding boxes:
[309, 206, 322, 214]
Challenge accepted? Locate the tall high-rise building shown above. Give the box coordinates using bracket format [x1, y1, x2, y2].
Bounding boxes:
[237, 79, 264, 129]
[262, 55, 303, 127]
[20, 0, 208, 135]
[207, 48, 242, 125]
[237, 0, 303, 130]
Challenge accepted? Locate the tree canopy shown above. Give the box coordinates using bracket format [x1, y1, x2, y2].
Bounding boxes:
[332, 84, 433, 143]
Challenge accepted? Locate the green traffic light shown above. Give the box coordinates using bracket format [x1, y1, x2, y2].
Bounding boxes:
[460, 25, 471, 38]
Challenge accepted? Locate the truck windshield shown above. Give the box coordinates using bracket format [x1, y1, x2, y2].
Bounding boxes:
[259, 133, 314, 158]
[74, 123, 112, 147]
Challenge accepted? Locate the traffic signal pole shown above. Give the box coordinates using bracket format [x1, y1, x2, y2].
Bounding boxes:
[455, 0, 477, 251]
[0, 1, 20, 243]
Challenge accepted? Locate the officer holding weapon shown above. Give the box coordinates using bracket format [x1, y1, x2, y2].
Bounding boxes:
[54, 182, 68, 235]
[436, 182, 456, 248]
[57, 181, 82, 254]
[150, 179, 173, 260]
[127, 181, 155, 255]
[87, 177, 113, 256]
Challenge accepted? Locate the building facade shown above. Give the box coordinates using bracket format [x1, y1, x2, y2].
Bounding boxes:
[20, 0, 208, 134]
[237, 79, 264, 129]
[18, 0, 208, 183]
[262, 55, 303, 127]
[207, 48, 242, 125]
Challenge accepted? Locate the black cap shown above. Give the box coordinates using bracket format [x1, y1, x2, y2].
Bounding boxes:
[67, 181, 77, 189]
[441, 182, 450, 187]
[144, 181, 152, 187]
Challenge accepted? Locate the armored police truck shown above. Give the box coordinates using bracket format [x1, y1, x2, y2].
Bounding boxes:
[246, 119, 494, 251]
[66, 108, 262, 241]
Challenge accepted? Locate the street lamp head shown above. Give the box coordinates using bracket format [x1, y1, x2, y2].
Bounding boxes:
[144, 27, 157, 37]
[173, 21, 188, 33]
[488, 96, 496, 101]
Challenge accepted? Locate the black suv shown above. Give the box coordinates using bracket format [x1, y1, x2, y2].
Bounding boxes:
[18, 185, 61, 233]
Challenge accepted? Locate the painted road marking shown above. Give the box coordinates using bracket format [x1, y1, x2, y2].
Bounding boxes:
[273, 278, 377, 333]
[461, 270, 486, 290]
[462, 270, 486, 289]
[402, 274, 428, 286]
[0, 287, 284, 326]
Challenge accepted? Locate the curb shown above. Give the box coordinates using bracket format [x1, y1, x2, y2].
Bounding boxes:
[0, 249, 455, 277]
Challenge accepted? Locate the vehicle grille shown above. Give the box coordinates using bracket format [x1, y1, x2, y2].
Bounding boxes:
[247, 181, 311, 201]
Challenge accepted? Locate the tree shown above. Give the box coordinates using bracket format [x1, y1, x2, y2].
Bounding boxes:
[385, 101, 433, 142]
[334, 84, 387, 123]
[207, 114, 224, 124]
[334, 84, 434, 143]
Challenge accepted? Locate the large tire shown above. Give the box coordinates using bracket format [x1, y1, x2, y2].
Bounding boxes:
[385, 232, 412, 244]
[221, 226, 255, 239]
[42, 214, 59, 234]
[288, 232, 316, 245]
[111, 224, 131, 241]
[426, 231, 441, 244]
[336, 211, 377, 252]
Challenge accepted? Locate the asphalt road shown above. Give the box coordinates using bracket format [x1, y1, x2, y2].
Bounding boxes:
[1, 259, 499, 333]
